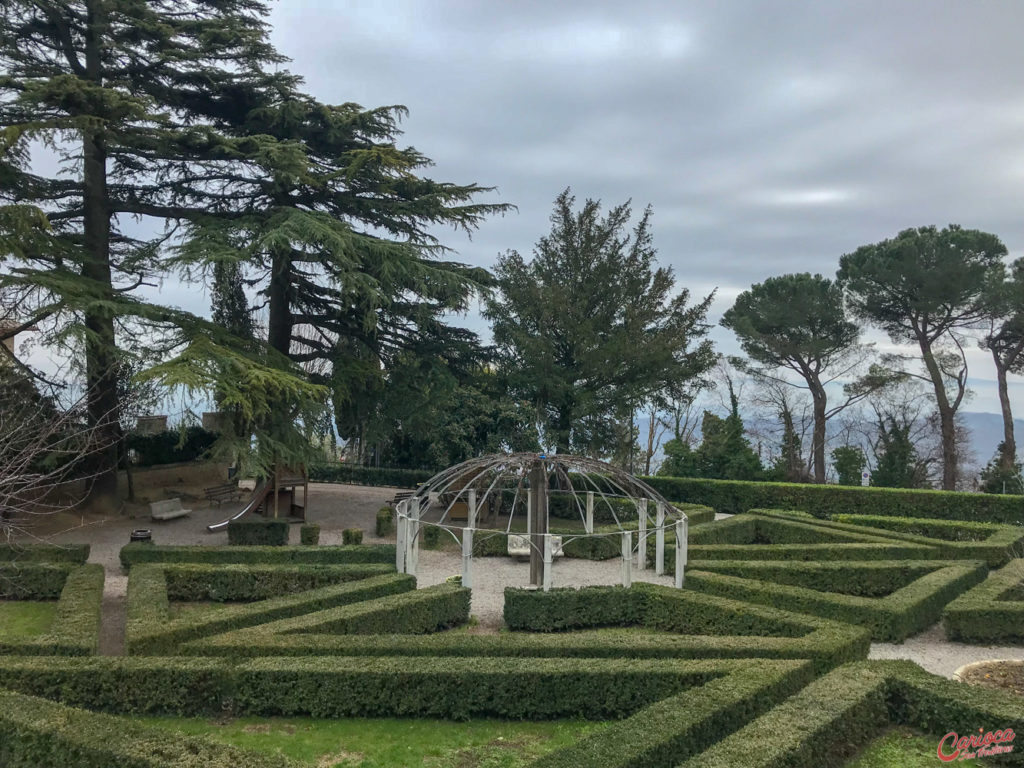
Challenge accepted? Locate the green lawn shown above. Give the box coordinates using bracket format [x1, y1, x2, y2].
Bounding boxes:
[845, 727, 991, 767]
[137, 715, 607, 767]
[0, 600, 56, 639]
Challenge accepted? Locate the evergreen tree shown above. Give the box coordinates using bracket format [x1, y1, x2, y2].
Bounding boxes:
[978, 443, 1024, 495]
[981, 258, 1024, 476]
[839, 225, 1007, 490]
[485, 188, 715, 455]
[657, 438, 701, 478]
[832, 445, 866, 486]
[768, 405, 807, 483]
[0, 0, 313, 508]
[211, 262, 254, 342]
[871, 418, 924, 488]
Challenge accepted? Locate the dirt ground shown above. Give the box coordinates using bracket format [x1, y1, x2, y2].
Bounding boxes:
[21, 483, 396, 655]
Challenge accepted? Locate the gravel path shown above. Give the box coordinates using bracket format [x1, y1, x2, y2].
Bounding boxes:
[869, 623, 1024, 678]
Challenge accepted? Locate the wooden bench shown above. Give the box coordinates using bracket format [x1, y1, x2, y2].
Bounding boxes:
[389, 490, 415, 508]
[204, 482, 243, 507]
[149, 498, 192, 522]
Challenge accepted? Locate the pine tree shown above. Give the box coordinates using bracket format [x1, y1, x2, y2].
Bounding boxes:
[0, 0, 311, 509]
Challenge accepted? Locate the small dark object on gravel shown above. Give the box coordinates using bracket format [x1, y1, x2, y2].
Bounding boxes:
[130, 529, 153, 544]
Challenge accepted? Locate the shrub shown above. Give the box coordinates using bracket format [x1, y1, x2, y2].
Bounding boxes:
[0, 543, 89, 564]
[0, 689, 296, 767]
[299, 524, 320, 546]
[423, 524, 441, 549]
[504, 586, 646, 631]
[308, 464, 433, 488]
[341, 528, 363, 545]
[126, 427, 219, 467]
[642, 475, 1024, 525]
[161, 563, 395, 602]
[187, 619, 869, 675]
[0, 655, 765, 722]
[944, 559, 1024, 643]
[0, 565, 105, 656]
[126, 570, 414, 654]
[375, 506, 394, 536]
[120, 543, 395, 569]
[227, 518, 289, 546]
[0, 563, 75, 599]
[227, 583, 470, 637]
[685, 561, 987, 642]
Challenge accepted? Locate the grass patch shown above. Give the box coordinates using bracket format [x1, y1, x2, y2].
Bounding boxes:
[843, 727, 990, 767]
[136, 715, 607, 767]
[0, 600, 57, 639]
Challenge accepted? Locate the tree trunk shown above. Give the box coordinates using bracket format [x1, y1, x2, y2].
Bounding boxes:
[82, 2, 120, 512]
[994, 350, 1017, 470]
[809, 382, 827, 484]
[919, 342, 958, 490]
[267, 248, 292, 357]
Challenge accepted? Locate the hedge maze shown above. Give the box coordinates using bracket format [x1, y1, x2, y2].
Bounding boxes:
[3, 508, 1024, 767]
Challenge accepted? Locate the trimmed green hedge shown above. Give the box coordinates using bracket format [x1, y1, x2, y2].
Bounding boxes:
[227, 518, 289, 546]
[186, 621, 869, 675]
[0, 563, 75, 599]
[500, 583, 869, 674]
[0, 689, 296, 768]
[308, 464, 432, 487]
[828, 512, 1024, 567]
[162, 563, 395, 602]
[299, 524, 319, 545]
[944, 559, 1024, 643]
[342, 528, 363, 545]
[215, 583, 470, 638]
[678, 660, 1024, 767]
[0, 564, 104, 656]
[684, 561, 987, 642]
[126, 569, 414, 654]
[375, 506, 393, 537]
[531, 660, 814, 768]
[120, 543, 395, 569]
[0, 543, 89, 564]
[642, 475, 1024, 525]
[0, 655, 752, 721]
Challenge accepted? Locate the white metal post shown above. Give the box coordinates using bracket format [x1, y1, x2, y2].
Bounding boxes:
[542, 533, 553, 592]
[621, 530, 633, 588]
[675, 518, 687, 588]
[461, 528, 473, 589]
[395, 500, 407, 573]
[526, 494, 532, 536]
[637, 498, 648, 570]
[408, 496, 420, 578]
[585, 491, 594, 534]
[467, 489, 477, 529]
[655, 502, 665, 576]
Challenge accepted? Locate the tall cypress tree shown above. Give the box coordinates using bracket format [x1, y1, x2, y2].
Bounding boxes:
[0, 1, 313, 509]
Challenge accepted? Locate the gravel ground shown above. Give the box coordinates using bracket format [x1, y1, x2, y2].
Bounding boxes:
[869, 623, 1024, 678]
[16, 484, 1024, 675]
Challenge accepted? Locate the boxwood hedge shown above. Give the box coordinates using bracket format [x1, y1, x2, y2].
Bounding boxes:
[684, 561, 987, 642]
[678, 660, 1024, 767]
[125, 569, 414, 654]
[120, 543, 394, 569]
[0, 564, 104, 656]
[642, 475, 1024, 525]
[227, 518, 290, 546]
[161, 563, 395, 602]
[0, 689, 296, 768]
[944, 559, 1024, 643]
[0, 563, 76, 599]
[0, 543, 89, 564]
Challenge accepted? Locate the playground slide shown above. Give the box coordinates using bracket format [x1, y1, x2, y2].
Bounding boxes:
[206, 481, 269, 533]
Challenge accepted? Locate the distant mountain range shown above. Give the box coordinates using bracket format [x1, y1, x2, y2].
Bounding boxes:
[638, 410, 1023, 475]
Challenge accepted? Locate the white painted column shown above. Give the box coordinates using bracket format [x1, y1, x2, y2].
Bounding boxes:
[585, 491, 594, 533]
[395, 500, 407, 573]
[467, 489, 477, 529]
[408, 496, 421, 578]
[655, 502, 665, 576]
[636, 498, 648, 570]
[621, 530, 633, 588]
[675, 518, 687, 588]
[461, 528, 473, 589]
[542, 533, 553, 592]
[526, 494, 532, 536]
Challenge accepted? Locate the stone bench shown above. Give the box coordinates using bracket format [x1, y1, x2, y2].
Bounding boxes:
[149, 498, 192, 522]
[507, 534, 563, 559]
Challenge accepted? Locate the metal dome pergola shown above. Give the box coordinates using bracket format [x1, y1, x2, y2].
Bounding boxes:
[393, 452, 689, 591]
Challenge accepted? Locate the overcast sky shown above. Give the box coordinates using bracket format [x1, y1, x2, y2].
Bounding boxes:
[21, 0, 1024, 416]
[259, 0, 1024, 413]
